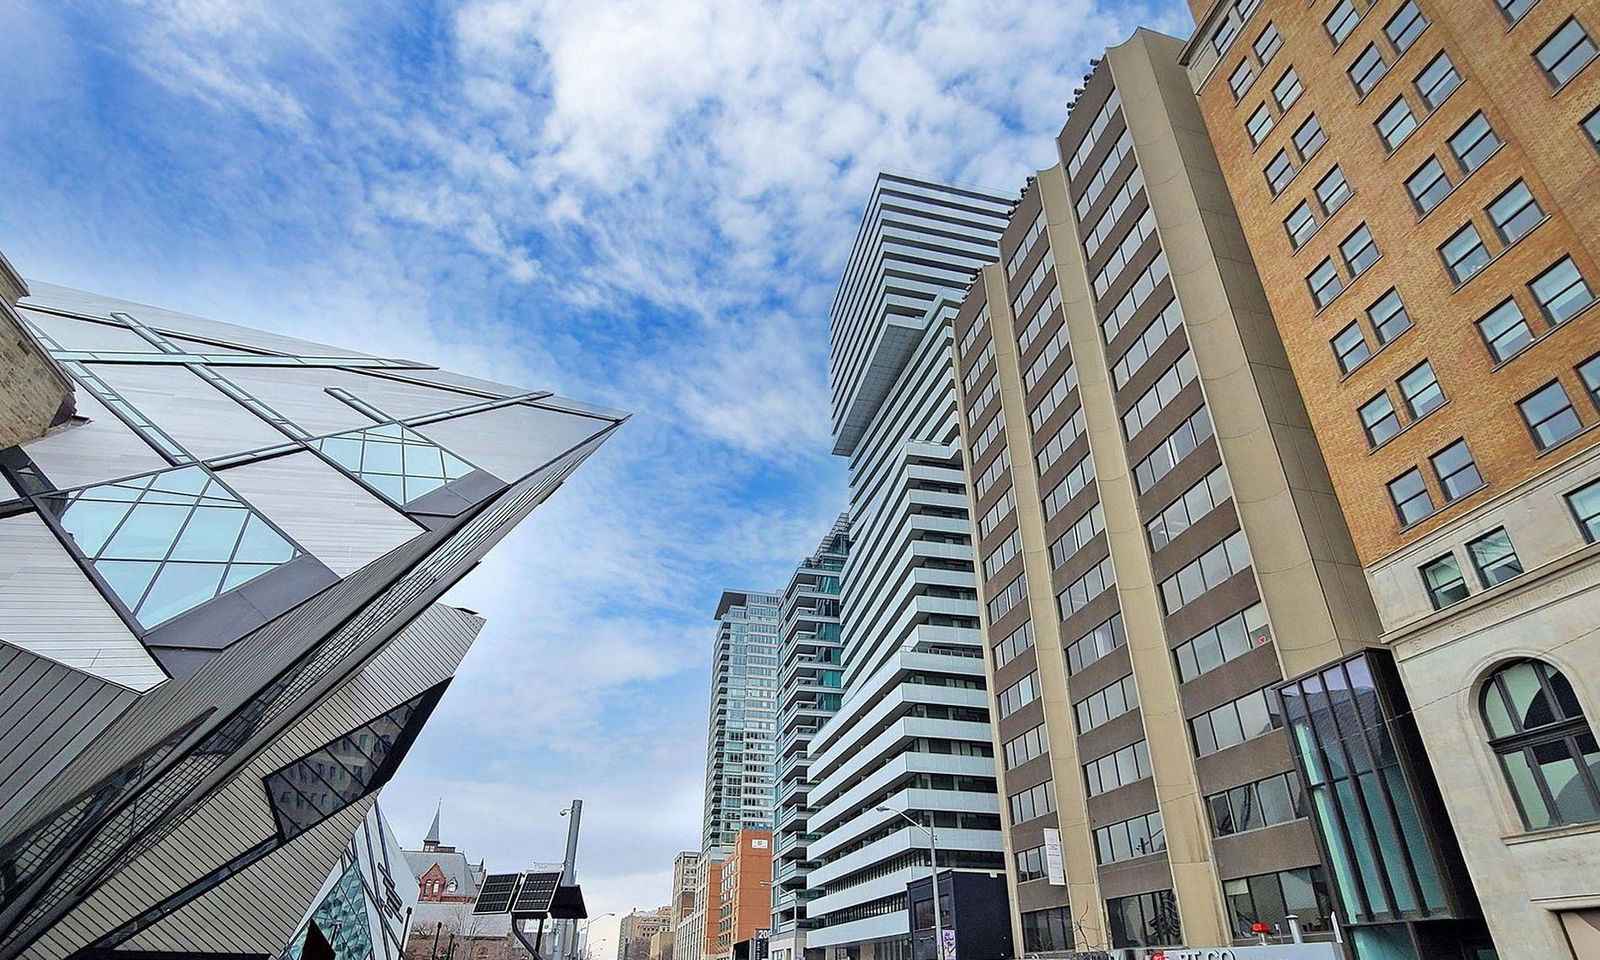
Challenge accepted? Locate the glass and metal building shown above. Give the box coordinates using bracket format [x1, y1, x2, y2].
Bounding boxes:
[803, 174, 1012, 960]
[703, 590, 783, 854]
[0, 275, 623, 958]
[280, 801, 417, 960]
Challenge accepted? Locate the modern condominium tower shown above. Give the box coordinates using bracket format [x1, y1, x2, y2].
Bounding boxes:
[955, 30, 1487, 955]
[703, 590, 782, 854]
[0, 271, 623, 958]
[803, 174, 1012, 960]
[1182, 1, 1600, 956]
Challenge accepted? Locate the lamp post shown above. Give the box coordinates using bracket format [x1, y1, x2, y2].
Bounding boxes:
[579, 913, 614, 960]
[875, 806, 942, 960]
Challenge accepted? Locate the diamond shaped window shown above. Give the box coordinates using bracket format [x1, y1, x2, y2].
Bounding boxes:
[314, 422, 475, 505]
[43, 466, 300, 629]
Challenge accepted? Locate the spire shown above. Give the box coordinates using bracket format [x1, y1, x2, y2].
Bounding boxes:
[424, 801, 442, 850]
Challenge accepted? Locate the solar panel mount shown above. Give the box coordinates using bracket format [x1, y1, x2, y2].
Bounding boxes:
[474, 873, 521, 914]
[511, 869, 563, 916]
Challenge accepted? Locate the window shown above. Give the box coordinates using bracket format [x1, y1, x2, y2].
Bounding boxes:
[1147, 464, 1232, 550]
[1014, 846, 1047, 882]
[1159, 531, 1252, 613]
[1021, 908, 1073, 953]
[41, 464, 302, 629]
[1067, 613, 1126, 674]
[1530, 257, 1596, 323]
[1497, 0, 1538, 22]
[1422, 553, 1470, 608]
[1230, 59, 1258, 100]
[1095, 811, 1166, 864]
[1004, 723, 1049, 770]
[1325, 0, 1359, 45]
[1043, 452, 1094, 518]
[1368, 288, 1413, 343]
[1315, 166, 1352, 214]
[1107, 890, 1180, 949]
[1214, 15, 1241, 54]
[1488, 180, 1544, 243]
[1308, 258, 1344, 309]
[1255, 22, 1283, 63]
[1388, 468, 1434, 525]
[1265, 149, 1297, 195]
[1207, 772, 1305, 836]
[1405, 158, 1452, 214]
[998, 671, 1040, 718]
[1478, 299, 1534, 362]
[1360, 392, 1401, 446]
[989, 571, 1028, 621]
[1568, 478, 1600, 542]
[993, 620, 1035, 669]
[1341, 224, 1380, 276]
[1075, 674, 1140, 733]
[1174, 603, 1272, 682]
[1050, 503, 1106, 570]
[1247, 103, 1276, 146]
[1376, 97, 1418, 150]
[1273, 68, 1304, 110]
[1585, 106, 1600, 150]
[1224, 867, 1334, 940]
[1059, 556, 1116, 620]
[1084, 740, 1152, 796]
[1293, 114, 1327, 159]
[1468, 528, 1523, 587]
[1385, 1, 1428, 52]
[1122, 351, 1198, 438]
[1111, 297, 1183, 389]
[1431, 439, 1483, 500]
[1535, 17, 1598, 87]
[1581, 354, 1600, 408]
[1398, 361, 1445, 418]
[1286, 201, 1318, 248]
[1449, 112, 1503, 172]
[1134, 407, 1214, 494]
[1481, 659, 1600, 830]
[1332, 323, 1372, 373]
[984, 529, 1021, 578]
[1519, 381, 1583, 450]
[1009, 780, 1056, 823]
[1191, 687, 1284, 757]
[1350, 44, 1389, 96]
[1415, 52, 1462, 109]
[317, 422, 477, 505]
[1440, 224, 1490, 284]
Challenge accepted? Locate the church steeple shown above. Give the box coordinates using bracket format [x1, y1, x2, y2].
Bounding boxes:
[423, 801, 442, 851]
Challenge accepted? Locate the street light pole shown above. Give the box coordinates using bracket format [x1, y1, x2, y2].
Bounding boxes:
[875, 807, 941, 960]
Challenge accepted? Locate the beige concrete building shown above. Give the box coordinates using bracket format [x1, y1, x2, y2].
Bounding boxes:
[954, 28, 1485, 955]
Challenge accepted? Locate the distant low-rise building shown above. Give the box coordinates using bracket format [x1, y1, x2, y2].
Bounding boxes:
[620, 906, 674, 960]
[401, 809, 527, 960]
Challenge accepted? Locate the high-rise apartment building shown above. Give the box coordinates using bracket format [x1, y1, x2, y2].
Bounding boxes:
[0, 274, 622, 958]
[956, 28, 1490, 956]
[703, 590, 783, 854]
[803, 174, 1013, 960]
[1183, 0, 1600, 956]
[770, 516, 850, 960]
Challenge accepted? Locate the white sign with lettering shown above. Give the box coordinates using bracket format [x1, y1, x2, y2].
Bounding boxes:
[1041, 828, 1065, 886]
[1159, 944, 1339, 960]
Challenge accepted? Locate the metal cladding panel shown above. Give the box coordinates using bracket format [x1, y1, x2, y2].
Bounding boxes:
[0, 513, 165, 689]
[415, 402, 614, 486]
[16, 309, 156, 353]
[217, 451, 425, 576]
[87, 362, 288, 458]
[302, 369, 486, 420]
[219, 366, 380, 436]
[22, 391, 170, 490]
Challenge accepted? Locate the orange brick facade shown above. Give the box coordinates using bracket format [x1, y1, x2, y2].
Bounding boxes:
[712, 830, 771, 960]
[1186, 0, 1600, 565]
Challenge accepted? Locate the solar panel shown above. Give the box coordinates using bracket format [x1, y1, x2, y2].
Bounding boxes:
[512, 869, 563, 915]
[474, 873, 521, 914]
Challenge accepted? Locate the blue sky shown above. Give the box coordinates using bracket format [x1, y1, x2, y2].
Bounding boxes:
[0, 0, 1186, 952]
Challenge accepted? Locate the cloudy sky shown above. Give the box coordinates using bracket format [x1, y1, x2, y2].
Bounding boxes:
[0, 0, 1187, 953]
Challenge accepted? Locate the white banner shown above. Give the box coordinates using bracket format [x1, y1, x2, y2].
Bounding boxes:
[1042, 828, 1065, 885]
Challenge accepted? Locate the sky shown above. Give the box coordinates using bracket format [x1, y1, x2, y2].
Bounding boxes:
[0, 0, 1188, 955]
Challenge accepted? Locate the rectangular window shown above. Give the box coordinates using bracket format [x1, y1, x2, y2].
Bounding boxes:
[1004, 723, 1049, 770]
[1341, 223, 1380, 276]
[1265, 149, 1297, 195]
[1050, 503, 1106, 570]
[1368, 288, 1412, 344]
[1422, 553, 1469, 608]
[1316, 166, 1352, 214]
[1519, 381, 1583, 450]
[1487, 180, 1544, 244]
[983, 528, 1021, 578]
[1530, 256, 1596, 323]
[1431, 439, 1483, 500]
[1449, 112, 1502, 172]
[1059, 555, 1116, 620]
[1332, 322, 1372, 373]
[1568, 478, 1600, 542]
[1173, 602, 1272, 682]
[1134, 407, 1213, 493]
[1349, 44, 1389, 96]
[1110, 297, 1183, 389]
[1535, 17, 1598, 87]
[1376, 97, 1418, 150]
[1385, 1, 1428, 52]
[1214, 14, 1241, 54]
[1042, 452, 1095, 518]
[993, 620, 1035, 669]
[1230, 59, 1258, 100]
[1020, 907, 1073, 953]
[1286, 201, 1318, 248]
[1067, 613, 1126, 674]
[1084, 740, 1151, 797]
[1223, 868, 1333, 941]
[1159, 531, 1252, 614]
[1497, 0, 1538, 23]
[1398, 360, 1445, 418]
[1415, 52, 1462, 109]
[1075, 674, 1140, 733]
[1440, 224, 1490, 284]
[1478, 299, 1534, 362]
[1580, 353, 1600, 408]
[1360, 392, 1402, 446]
[1273, 68, 1304, 110]
[1467, 527, 1523, 588]
[1388, 468, 1435, 525]
[1147, 464, 1232, 550]
[988, 570, 1027, 621]
[1107, 890, 1180, 949]
[1293, 114, 1327, 159]
[1405, 157, 1452, 214]
[1585, 106, 1600, 150]
[1190, 687, 1283, 757]
[1246, 103, 1275, 146]
[1308, 258, 1344, 309]
[998, 671, 1041, 718]
[1014, 845, 1046, 882]
[1325, 0, 1359, 45]
[1009, 779, 1057, 824]
[1095, 810, 1166, 864]
[1122, 351, 1198, 439]
[1207, 771, 1305, 836]
[1255, 23, 1283, 63]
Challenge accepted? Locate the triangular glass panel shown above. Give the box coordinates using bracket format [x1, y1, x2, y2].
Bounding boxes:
[233, 514, 296, 564]
[148, 466, 210, 496]
[366, 472, 407, 503]
[403, 475, 445, 502]
[54, 498, 135, 556]
[139, 563, 226, 627]
[95, 560, 161, 610]
[221, 562, 277, 592]
[168, 505, 248, 562]
[360, 436, 403, 474]
[403, 442, 446, 478]
[317, 435, 364, 471]
[102, 502, 194, 561]
[442, 451, 473, 479]
[312, 422, 480, 507]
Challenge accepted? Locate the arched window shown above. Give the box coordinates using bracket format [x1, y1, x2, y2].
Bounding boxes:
[1481, 659, 1600, 829]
